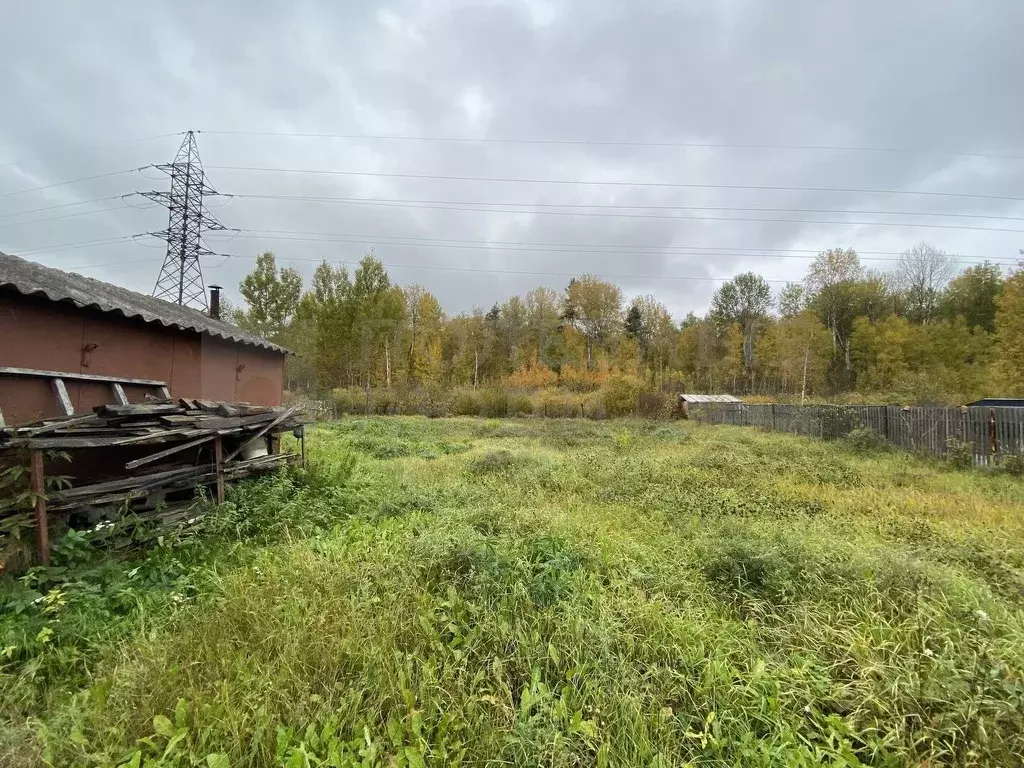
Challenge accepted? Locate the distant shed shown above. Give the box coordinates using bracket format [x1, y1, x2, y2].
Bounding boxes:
[966, 398, 1024, 408]
[678, 393, 744, 416]
[0, 251, 288, 427]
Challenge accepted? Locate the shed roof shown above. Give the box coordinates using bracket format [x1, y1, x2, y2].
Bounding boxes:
[0, 251, 287, 354]
[678, 394, 743, 403]
[966, 397, 1024, 407]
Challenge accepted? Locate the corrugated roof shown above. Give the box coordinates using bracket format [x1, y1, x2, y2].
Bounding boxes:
[679, 393, 744, 403]
[0, 251, 288, 354]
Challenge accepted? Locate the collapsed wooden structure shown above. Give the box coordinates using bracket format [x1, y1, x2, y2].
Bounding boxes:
[0, 399, 306, 565]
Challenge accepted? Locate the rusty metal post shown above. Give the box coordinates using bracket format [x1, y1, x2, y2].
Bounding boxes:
[213, 437, 225, 505]
[30, 450, 50, 566]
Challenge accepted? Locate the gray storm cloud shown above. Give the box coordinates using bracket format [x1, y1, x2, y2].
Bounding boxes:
[2, 0, 1022, 319]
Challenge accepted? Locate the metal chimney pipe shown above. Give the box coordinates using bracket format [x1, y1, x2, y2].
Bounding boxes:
[209, 285, 222, 320]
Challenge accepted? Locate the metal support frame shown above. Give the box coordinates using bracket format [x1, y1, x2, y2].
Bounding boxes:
[143, 131, 227, 310]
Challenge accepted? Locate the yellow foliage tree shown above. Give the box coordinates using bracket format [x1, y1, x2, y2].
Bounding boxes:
[994, 269, 1024, 396]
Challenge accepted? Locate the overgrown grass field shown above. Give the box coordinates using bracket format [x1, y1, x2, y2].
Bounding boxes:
[3, 418, 1024, 766]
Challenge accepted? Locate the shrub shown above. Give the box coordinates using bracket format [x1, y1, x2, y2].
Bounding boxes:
[602, 375, 644, 417]
[945, 437, 975, 470]
[480, 388, 509, 418]
[370, 388, 399, 415]
[844, 426, 889, 454]
[422, 387, 454, 418]
[330, 387, 367, 416]
[998, 453, 1024, 477]
[452, 388, 483, 416]
[508, 392, 534, 416]
[582, 390, 606, 420]
[536, 389, 583, 418]
[637, 389, 675, 419]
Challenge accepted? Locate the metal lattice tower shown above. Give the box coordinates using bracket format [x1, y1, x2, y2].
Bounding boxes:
[143, 131, 225, 310]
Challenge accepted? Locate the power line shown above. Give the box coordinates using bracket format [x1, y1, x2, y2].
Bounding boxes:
[197, 129, 1024, 162]
[0, 194, 131, 220]
[216, 194, 1024, 234]
[61, 257, 165, 272]
[206, 228, 1018, 266]
[230, 191, 1024, 222]
[0, 196, 156, 231]
[206, 164, 1024, 204]
[8, 235, 138, 256]
[0, 134, 182, 172]
[0, 167, 148, 199]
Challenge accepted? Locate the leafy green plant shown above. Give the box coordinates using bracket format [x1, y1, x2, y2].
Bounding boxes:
[844, 425, 889, 454]
[945, 437, 975, 470]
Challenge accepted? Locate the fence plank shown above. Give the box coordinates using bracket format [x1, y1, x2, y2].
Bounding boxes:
[692, 402, 1024, 464]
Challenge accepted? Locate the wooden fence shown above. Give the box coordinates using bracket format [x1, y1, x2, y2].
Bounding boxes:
[689, 403, 1024, 465]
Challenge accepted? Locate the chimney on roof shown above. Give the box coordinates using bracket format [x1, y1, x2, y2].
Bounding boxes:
[209, 285, 223, 320]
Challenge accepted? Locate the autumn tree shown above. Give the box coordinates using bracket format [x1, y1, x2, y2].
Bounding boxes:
[709, 272, 772, 388]
[940, 262, 1004, 333]
[897, 242, 956, 324]
[805, 248, 864, 387]
[993, 266, 1024, 395]
[234, 251, 302, 340]
[561, 275, 623, 368]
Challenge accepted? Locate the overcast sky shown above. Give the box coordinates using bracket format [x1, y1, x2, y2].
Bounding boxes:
[2, 0, 1023, 319]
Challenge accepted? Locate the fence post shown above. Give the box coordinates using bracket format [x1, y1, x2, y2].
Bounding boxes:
[771, 404, 776, 431]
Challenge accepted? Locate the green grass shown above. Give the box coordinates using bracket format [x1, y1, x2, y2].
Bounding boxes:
[3, 417, 1024, 767]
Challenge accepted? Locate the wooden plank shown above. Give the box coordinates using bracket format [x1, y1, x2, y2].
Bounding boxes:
[110, 382, 130, 406]
[96, 403, 184, 417]
[214, 437, 225, 504]
[30, 449, 50, 566]
[52, 378, 74, 416]
[124, 435, 216, 471]
[224, 405, 300, 462]
[0, 366, 167, 387]
[24, 414, 101, 437]
[158, 386, 171, 399]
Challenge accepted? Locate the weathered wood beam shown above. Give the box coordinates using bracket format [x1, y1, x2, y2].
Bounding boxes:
[124, 435, 216, 471]
[30, 449, 50, 566]
[0, 366, 167, 387]
[110, 382, 130, 406]
[52, 378, 74, 416]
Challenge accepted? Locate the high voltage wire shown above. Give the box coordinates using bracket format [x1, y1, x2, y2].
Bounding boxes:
[0, 133, 183, 170]
[0, 167, 149, 199]
[8, 227, 1015, 268]
[231, 192, 1024, 222]
[0, 196, 158, 231]
[11, 188, 1023, 226]
[205, 228, 1018, 266]
[0, 194, 131, 219]
[197, 130, 1024, 162]
[207, 164, 1024, 203]
[222, 192, 1024, 231]
[217, 195, 1024, 234]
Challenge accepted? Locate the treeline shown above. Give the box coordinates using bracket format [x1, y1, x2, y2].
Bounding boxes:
[230, 243, 1024, 404]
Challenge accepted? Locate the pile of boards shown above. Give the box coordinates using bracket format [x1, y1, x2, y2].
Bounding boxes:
[0, 399, 306, 546]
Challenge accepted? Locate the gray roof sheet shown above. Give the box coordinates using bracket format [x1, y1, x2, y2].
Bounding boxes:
[679, 393, 743, 403]
[0, 251, 287, 354]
